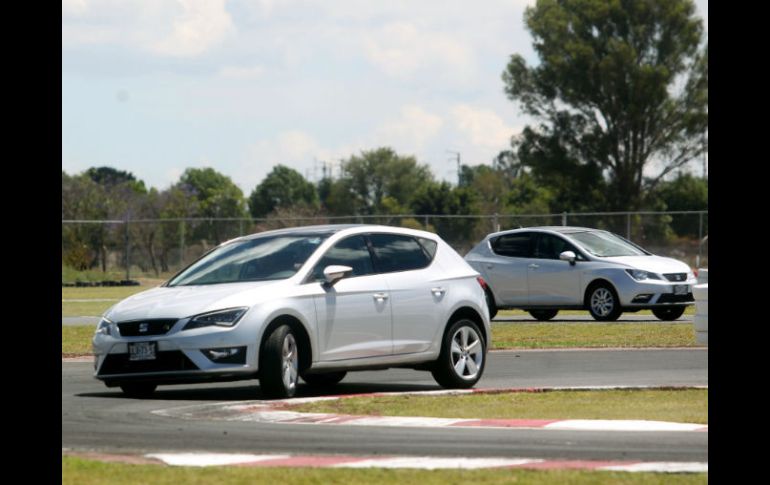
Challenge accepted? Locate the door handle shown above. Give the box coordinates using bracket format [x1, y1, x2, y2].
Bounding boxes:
[373, 292, 389, 301]
[528, 264, 539, 269]
[486, 264, 494, 270]
[431, 287, 446, 296]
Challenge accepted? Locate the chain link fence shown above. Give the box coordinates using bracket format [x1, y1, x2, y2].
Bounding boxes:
[61, 211, 707, 283]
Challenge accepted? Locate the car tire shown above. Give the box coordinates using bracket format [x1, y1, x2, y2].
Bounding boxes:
[431, 319, 486, 389]
[528, 309, 558, 321]
[587, 284, 622, 321]
[484, 288, 498, 320]
[260, 324, 300, 399]
[300, 371, 347, 387]
[652, 306, 686, 321]
[119, 383, 157, 398]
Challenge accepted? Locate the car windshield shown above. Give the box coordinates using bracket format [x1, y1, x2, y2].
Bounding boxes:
[568, 231, 648, 257]
[167, 233, 331, 286]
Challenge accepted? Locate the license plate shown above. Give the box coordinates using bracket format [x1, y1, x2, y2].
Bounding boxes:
[128, 342, 157, 361]
[673, 284, 689, 295]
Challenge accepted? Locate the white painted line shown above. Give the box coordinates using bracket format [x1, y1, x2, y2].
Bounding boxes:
[544, 419, 706, 432]
[147, 452, 290, 467]
[335, 456, 540, 470]
[601, 462, 708, 473]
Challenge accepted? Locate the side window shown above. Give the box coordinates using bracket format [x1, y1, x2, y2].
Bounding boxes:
[369, 234, 430, 273]
[417, 237, 438, 261]
[534, 234, 583, 260]
[312, 235, 374, 280]
[490, 233, 532, 258]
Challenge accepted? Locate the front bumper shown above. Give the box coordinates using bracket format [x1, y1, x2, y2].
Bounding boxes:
[92, 324, 259, 384]
[615, 276, 698, 308]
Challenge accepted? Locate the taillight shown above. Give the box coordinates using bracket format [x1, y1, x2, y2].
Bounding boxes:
[476, 276, 489, 290]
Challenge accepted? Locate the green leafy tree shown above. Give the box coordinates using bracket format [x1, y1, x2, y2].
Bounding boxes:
[177, 167, 248, 244]
[652, 173, 707, 237]
[503, 0, 708, 211]
[249, 165, 318, 218]
[411, 181, 478, 246]
[338, 148, 433, 215]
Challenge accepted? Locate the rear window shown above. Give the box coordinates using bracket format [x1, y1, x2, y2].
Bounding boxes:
[369, 234, 431, 273]
[491, 233, 532, 258]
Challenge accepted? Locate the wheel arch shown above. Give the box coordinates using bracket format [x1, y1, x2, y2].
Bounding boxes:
[259, 315, 313, 374]
[444, 306, 487, 347]
[583, 278, 619, 308]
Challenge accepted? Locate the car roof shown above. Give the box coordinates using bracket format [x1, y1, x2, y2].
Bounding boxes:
[228, 224, 439, 244]
[487, 226, 605, 239]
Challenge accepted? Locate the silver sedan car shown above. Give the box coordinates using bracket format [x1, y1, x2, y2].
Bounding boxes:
[465, 226, 696, 321]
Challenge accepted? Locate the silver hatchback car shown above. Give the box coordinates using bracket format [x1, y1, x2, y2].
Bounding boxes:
[465, 226, 696, 321]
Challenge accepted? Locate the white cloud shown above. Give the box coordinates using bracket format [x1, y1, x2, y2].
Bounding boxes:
[62, 0, 88, 16]
[363, 22, 474, 80]
[450, 104, 520, 150]
[373, 106, 444, 152]
[151, 0, 234, 58]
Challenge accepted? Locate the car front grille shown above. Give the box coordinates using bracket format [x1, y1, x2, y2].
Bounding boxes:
[657, 293, 694, 303]
[663, 273, 688, 282]
[98, 351, 199, 376]
[118, 319, 177, 336]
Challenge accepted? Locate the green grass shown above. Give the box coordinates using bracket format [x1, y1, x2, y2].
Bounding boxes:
[292, 389, 707, 424]
[62, 284, 160, 317]
[62, 456, 706, 485]
[497, 307, 695, 318]
[62, 326, 96, 356]
[492, 322, 697, 348]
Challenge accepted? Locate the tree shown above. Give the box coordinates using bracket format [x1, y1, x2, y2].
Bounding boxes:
[249, 165, 318, 218]
[652, 173, 707, 237]
[502, 0, 707, 211]
[177, 168, 248, 244]
[334, 148, 433, 215]
[86, 166, 147, 194]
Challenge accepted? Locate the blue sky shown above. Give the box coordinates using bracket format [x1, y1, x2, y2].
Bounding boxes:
[62, 0, 708, 195]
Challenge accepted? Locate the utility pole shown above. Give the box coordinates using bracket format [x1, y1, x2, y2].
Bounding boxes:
[447, 150, 461, 185]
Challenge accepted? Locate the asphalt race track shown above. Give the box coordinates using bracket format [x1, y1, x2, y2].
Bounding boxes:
[62, 349, 707, 463]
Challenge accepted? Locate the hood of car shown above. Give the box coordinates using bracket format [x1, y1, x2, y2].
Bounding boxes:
[601, 255, 691, 274]
[105, 281, 284, 322]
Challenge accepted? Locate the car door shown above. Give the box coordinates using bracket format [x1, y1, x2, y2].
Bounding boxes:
[484, 232, 533, 306]
[368, 233, 443, 355]
[310, 235, 393, 361]
[526, 233, 583, 305]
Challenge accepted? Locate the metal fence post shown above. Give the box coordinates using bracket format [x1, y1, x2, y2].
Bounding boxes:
[562, 212, 567, 226]
[626, 213, 631, 240]
[493, 213, 499, 233]
[698, 212, 703, 267]
[179, 220, 185, 269]
[124, 218, 130, 281]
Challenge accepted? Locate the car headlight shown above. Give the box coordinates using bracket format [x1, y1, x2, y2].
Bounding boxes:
[96, 316, 112, 336]
[625, 269, 662, 281]
[183, 307, 248, 331]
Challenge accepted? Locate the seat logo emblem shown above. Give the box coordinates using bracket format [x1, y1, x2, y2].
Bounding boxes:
[139, 323, 149, 333]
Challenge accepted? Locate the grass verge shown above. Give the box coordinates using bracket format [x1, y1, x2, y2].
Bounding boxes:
[498, 307, 695, 317]
[292, 389, 707, 424]
[62, 326, 96, 356]
[62, 285, 158, 317]
[62, 456, 706, 485]
[492, 323, 697, 348]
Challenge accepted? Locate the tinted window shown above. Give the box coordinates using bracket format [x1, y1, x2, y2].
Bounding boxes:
[534, 233, 581, 260]
[312, 235, 374, 280]
[168, 234, 329, 286]
[417, 237, 438, 260]
[491, 233, 532, 258]
[369, 234, 430, 273]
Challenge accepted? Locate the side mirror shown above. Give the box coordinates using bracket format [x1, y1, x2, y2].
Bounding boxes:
[323, 265, 353, 286]
[559, 251, 577, 265]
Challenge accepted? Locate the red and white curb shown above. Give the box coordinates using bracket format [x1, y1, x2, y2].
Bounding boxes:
[152, 386, 708, 433]
[70, 451, 707, 473]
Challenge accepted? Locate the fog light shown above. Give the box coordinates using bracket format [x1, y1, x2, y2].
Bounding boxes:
[632, 294, 653, 303]
[202, 346, 246, 364]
